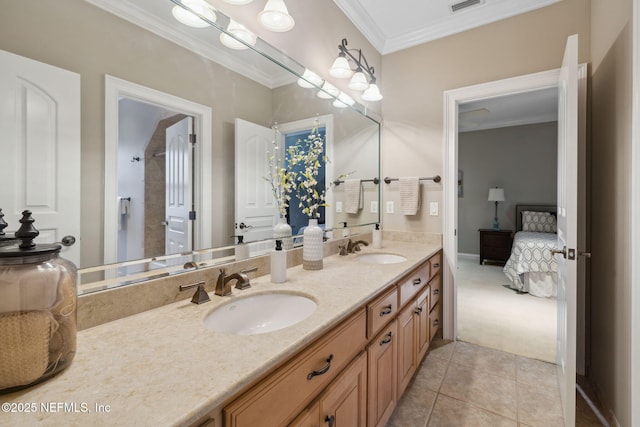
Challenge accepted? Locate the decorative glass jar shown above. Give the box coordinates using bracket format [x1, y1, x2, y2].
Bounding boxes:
[0, 211, 77, 394]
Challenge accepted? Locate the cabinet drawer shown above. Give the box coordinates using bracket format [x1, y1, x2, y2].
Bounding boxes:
[429, 303, 440, 342]
[428, 252, 441, 279]
[428, 275, 440, 311]
[367, 286, 398, 338]
[398, 262, 429, 307]
[225, 310, 367, 427]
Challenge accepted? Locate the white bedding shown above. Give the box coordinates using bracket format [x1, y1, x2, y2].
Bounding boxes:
[503, 231, 558, 297]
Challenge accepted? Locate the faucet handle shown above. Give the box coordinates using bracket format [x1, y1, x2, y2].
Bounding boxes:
[179, 281, 209, 304]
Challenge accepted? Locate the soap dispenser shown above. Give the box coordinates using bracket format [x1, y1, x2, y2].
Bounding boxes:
[270, 240, 287, 283]
[372, 223, 382, 249]
[235, 235, 249, 260]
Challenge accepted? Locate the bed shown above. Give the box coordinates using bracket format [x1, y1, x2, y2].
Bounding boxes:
[503, 204, 559, 298]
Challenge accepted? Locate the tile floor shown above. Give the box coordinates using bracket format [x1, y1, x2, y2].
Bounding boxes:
[387, 339, 604, 427]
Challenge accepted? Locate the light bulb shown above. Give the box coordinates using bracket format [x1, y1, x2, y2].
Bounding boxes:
[220, 20, 256, 50]
[258, 0, 295, 32]
[172, 0, 216, 28]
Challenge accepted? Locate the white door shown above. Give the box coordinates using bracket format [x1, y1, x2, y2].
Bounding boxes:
[165, 117, 193, 255]
[234, 118, 278, 244]
[0, 49, 81, 265]
[555, 34, 579, 426]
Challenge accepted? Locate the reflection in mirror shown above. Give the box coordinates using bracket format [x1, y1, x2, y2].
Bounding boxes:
[0, 0, 380, 294]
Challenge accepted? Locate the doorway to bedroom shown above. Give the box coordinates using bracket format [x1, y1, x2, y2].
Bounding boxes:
[456, 87, 559, 363]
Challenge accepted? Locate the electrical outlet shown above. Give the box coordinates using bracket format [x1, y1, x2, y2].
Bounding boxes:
[335, 201, 343, 213]
[370, 201, 378, 213]
[386, 201, 394, 214]
[430, 202, 439, 216]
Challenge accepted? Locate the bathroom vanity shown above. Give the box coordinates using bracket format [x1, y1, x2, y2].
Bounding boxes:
[2, 240, 441, 427]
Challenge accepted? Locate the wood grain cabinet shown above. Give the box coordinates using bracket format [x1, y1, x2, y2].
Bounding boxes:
[223, 250, 443, 427]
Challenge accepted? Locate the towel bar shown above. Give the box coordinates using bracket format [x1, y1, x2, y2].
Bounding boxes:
[333, 177, 380, 186]
[383, 175, 441, 184]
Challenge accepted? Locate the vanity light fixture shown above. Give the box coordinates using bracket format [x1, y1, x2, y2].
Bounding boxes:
[333, 92, 355, 108]
[172, 0, 217, 28]
[297, 69, 324, 89]
[317, 81, 339, 99]
[258, 0, 295, 32]
[329, 38, 382, 101]
[220, 19, 257, 50]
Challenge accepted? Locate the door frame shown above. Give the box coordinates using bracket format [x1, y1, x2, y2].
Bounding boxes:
[104, 75, 212, 264]
[443, 66, 587, 370]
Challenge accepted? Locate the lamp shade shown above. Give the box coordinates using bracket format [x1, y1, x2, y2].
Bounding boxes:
[317, 82, 339, 99]
[362, 83, 383, 101]
[488, 188, 505, 202]
[172, 0, 216, 28]
[348, 71, 369, 91]
[258, 0, 295, 32]
[297, 69, 324, 89]
[220, 20, 256, 50]
[329, 56, 353, 79]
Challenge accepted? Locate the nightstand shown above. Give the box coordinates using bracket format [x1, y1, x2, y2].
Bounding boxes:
[478, 229, 513, 265]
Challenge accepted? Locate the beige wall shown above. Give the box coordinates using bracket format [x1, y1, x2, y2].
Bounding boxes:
[380, 0, 590, 233]
[458, 123, 558, 254]
[590, 0, 633, 424]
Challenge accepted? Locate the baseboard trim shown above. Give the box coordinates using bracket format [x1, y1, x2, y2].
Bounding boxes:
[457, 253, 479, 262]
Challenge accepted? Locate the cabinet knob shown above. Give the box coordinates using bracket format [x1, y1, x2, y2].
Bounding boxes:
[325, 415, 335, 427]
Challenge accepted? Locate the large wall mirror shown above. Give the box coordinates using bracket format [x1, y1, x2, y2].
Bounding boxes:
[0, 0, 380, 293]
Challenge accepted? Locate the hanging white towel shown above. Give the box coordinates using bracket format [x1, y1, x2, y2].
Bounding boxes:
[344, 179, 363, 214]
[118, 197, 130, 231]
[399, 177, 420, 215]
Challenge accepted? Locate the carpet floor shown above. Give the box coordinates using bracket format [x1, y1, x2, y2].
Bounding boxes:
[456, 256, 557, 363]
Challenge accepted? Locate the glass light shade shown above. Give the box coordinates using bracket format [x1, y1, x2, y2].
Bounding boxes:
[348, 71, 369, 91]
[488, 188, 505, 202]
[222, 0, 254, 4]
[362, 83, 383, 102]
[297, 69, 324, 89]
[329, 56, 353, 79]
[333, 92, 355, 108]
[258, 0, 295, 32]
[317, 82, 339, 99]
[220, 20, 256, 50]
[172, 0, 216, 28]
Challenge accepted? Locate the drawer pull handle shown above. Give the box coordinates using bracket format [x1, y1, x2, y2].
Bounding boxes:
[325, 415, 335, 427]
[433, 263, 440, 269]
[380, 332, 393, 346]
[413, 278, 422, 286]
[433, 289, 439, 295]
[307, 354, 334, 380]
[380, 304, 393, 317]
[414, 307, 423, 315]
[433, 319, 440, 327]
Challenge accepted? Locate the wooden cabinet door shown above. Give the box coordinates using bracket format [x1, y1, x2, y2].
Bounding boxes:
[289, 401, 320, 427]
[319, 352, 367, 427]
[396, 303, 416, 397]
[416, 288, 430, 363]
[367, 320, 397, 427]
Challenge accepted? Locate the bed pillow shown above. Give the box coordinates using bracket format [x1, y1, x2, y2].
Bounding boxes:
[522, 211, 557, 232]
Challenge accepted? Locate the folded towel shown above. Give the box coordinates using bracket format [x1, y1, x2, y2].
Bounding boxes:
[344, 179, 363, 214]
[118, 197, 130, 231]
[399, 177, 420, 215]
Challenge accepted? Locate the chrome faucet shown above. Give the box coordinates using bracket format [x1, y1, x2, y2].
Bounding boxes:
[346, 239, 369, 253]
[214, 268, 254, 296]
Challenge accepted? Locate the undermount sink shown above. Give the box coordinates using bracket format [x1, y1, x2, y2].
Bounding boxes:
[203, 292, 317, 335]
[357, 253, 407, 265]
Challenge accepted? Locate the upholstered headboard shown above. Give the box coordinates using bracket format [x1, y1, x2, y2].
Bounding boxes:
[515, 204, 557, 231]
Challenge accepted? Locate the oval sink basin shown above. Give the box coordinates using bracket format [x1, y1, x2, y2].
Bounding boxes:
[203, 293, 317, 335]
[357, 253, 407, 265]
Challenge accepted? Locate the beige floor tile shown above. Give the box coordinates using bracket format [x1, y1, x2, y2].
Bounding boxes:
[452, 341, 517, 378]
[427, 339, 456, 362]
[427, 395, 517, 427]
[440, 362, 517, 419]
[387, 385, 437, 427]
[412, 352, 450, 392]
[516, 356, 559, 390]
[516, 382, 564, 427]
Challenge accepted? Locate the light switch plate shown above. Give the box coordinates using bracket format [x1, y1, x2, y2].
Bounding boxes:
[386, 201, 394, 214]
[335, 201, 343, 213]
[430, 202, 438, 216]
[370, 201, 378, 213]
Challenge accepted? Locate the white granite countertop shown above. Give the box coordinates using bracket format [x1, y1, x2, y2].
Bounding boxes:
[1, 240, 440, 426]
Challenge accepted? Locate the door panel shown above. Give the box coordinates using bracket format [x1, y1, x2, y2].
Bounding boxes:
[556, 34, 579, 427]
[165, 117, 192, 255]
[0, 49, 81, 264]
